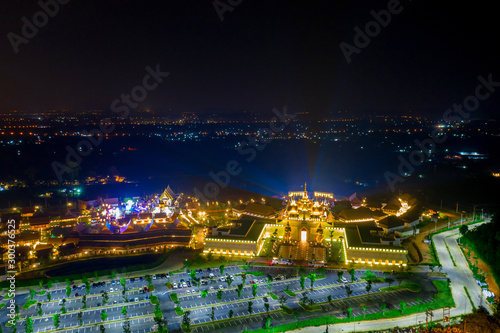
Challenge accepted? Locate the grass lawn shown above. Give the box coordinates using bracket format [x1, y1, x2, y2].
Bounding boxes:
[380, 282, 421, 292]
[170, 293, 179, 303]
[360, 276, 385, 283]
[284, 289, 297, 297]
[22, 300, 38, 310]
[246, 271, 265, 276]
[258, 238, 274, 257]
[299, 302, 322, 312]
[150, 295, 159, 304]
[280, 305, 294, 314]
[250, 280, 455, 333]
[328, 241, 344, 262]
[175, 306, 184, 315]
[3, 293, 14, 300]
[0, 303, 5, 310]
[268, 292, 278, 300]
[37, 290, 47, 296]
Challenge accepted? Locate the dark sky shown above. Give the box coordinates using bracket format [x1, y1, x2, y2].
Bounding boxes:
[1, 0, 499, 119]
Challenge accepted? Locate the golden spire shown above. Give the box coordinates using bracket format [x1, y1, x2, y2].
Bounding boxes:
[304, 182, 307, 198]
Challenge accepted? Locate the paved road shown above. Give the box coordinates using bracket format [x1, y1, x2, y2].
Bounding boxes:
[298, 219, 493, 333]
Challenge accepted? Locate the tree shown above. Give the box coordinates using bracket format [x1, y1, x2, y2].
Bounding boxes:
[252, 284, 258, 298]
[299, 292, 309, 305]
[266, 317, 273, 332]
[206, 251, 213, 262]
[226, 275, 233, 288]
[381, 302, 386, 316]
[278, 295, 288, 306]
[122, 320, 131, 333]
[459, 224, 468, 236]
[207, 307, 215, 321]
[25, 317, 34, 333]
[347, 307, 352, 318]
[236, 284, 243, 298]
[264, 302, 270, 312]
[110, 271, 116, 279]
[189, 270, 197, 281]
[219, 255, 225, 262]
[200, 290, 208, 298]
[308, 273, 317, 290]
[228, 309, 234, 319]
[429, 264, 435, 272]
[82, 295, 87, 309]
[345, 285, 353, 298]
[362, 305, 367, 318]
[102, 291, 109, 305]
[85, 281, 91, 294]
[241, 274, 247, 285]
[327, 295, 332, 303]
[53, 314, 61, 329]
[300, 276, 306, 290]
[416, 297, 422, 311]
[248, 301, 253, 315]
[219, 265, 225, 276]
[145, 274, 152, 286]
[337, 271, 343, 283]
[385, 277, 394, 287]
[94, 271, 99, 281]
[395, 273, 405, 285]
[348, 268, 356, 282]
[293, 313, 299, 328]
[47, 279, 53, 289]
[36, 302, 43, 316]
[78, 311, 83, 326]
[99, 324, 106, 333]
[30, 289, 36, 300]
[101, 309, 108, 321]
[182, 311, 191, 331]
[120, 278, 127, 292]
[216, 290, 222, 301]
[365, 281, 372, 296]
[399, 301, 406, 314]
[121, 306, 128, 317]
[437, 264, 443, 272]
[66, 286, 71, 298]
[47, 291, 51, 301]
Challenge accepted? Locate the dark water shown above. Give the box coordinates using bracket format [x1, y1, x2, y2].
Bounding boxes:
[45, 253, 163, 277]
[1, 133, 500, 208]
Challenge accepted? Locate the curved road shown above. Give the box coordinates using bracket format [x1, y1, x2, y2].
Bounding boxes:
[300, 219, 493, 333]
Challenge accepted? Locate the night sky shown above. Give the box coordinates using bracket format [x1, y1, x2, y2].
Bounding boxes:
[1, 0, 499, 119]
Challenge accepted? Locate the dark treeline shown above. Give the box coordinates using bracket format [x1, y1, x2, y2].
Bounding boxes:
[462, 213, 500, 285]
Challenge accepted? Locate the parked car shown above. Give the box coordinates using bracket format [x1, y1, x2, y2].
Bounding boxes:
[134, 297, 139, 302]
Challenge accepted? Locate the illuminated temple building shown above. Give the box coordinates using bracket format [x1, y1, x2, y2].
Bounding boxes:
[202, 183, 409, 267]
